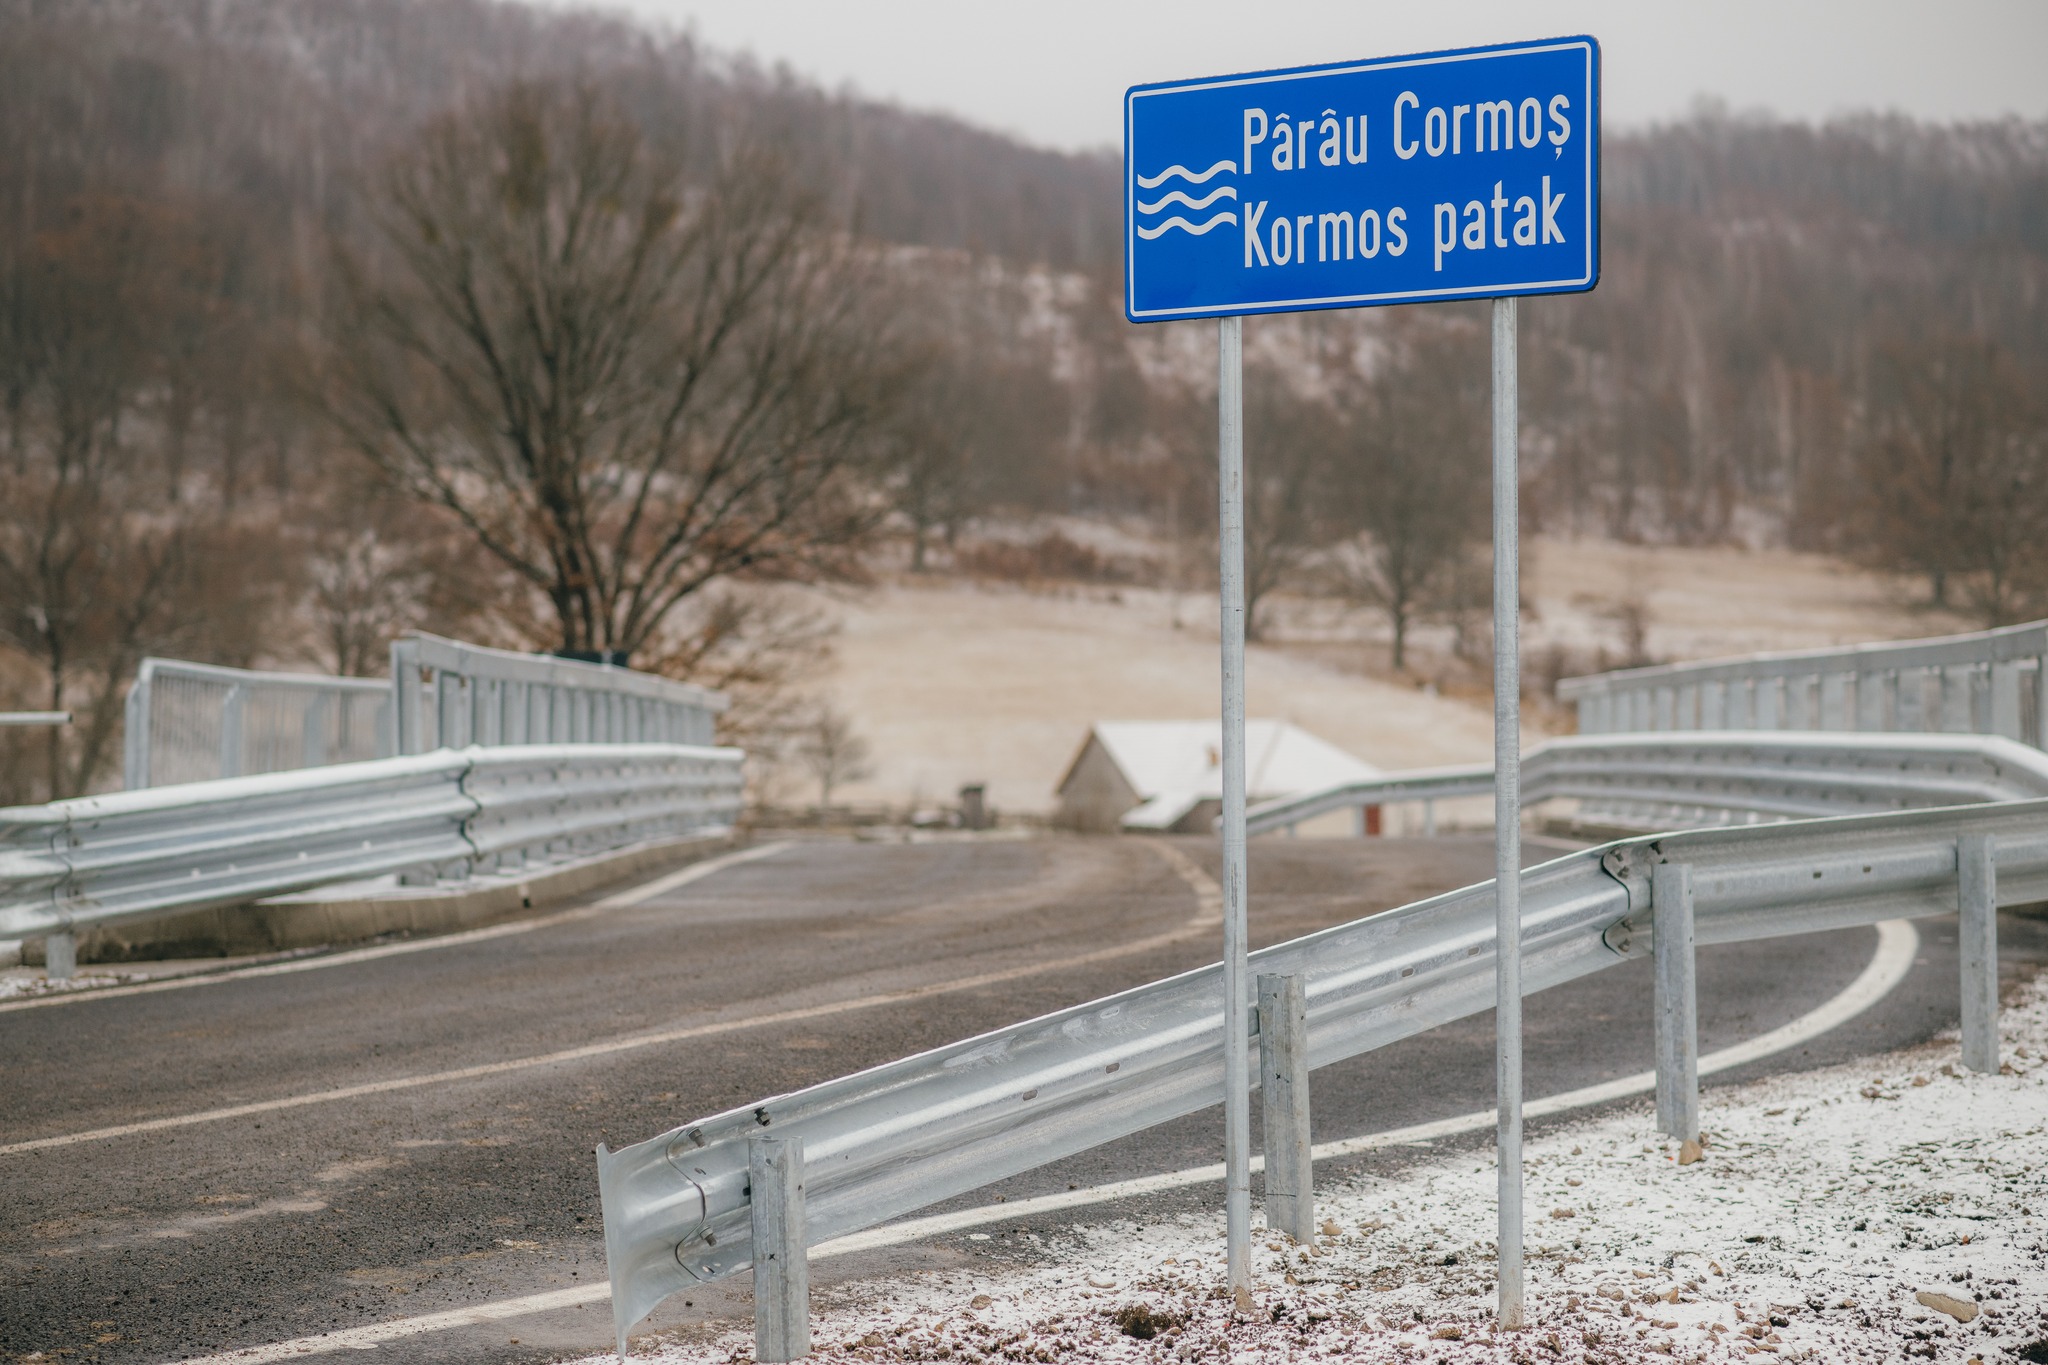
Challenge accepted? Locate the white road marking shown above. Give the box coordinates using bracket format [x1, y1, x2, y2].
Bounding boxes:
[0, 842, 793, 1015]
[176, 1284, 610, 1361]
[2, 845, 1218, 1158]
[169, 919, 1919, 1365]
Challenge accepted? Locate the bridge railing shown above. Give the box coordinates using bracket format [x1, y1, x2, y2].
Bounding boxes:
[1555, 620, 2048, 745]
[123, 658, 392, 789]
[122, 635, 729, 789]
[390, 632, 725, 754]
[1241, 730, 2048, 836]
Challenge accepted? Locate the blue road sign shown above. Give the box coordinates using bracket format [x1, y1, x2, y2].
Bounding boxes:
[1124, 37, 1599, 322]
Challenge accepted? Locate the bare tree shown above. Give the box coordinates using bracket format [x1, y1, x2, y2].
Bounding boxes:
[320, 80, 913, 663]
[1240, 366, 1336, 641]
[795, 703, 873, 814]
[1326, 325, 1489, 671]
[1169, 362, 1334, 642]
[0, 194, 287, 797]
[1853, 332, 2048, 624]
[293, 462, 506, 676]
[636, 584, 837, 776]
[890, 346, 1070, 571]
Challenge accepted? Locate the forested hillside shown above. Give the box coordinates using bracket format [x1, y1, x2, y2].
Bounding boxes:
[1, 0, 2043, 798]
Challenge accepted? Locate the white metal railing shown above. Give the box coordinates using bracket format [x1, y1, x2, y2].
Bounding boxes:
[123, 659, 391, 789]
[1556, 620, 2048, 745]
[123, 636, 730, 789]
[1, 743, 744, 945]
[391, 633, 725, 754]
[1242, 731, 2048, 836]
[595, 792, 2045, 1345]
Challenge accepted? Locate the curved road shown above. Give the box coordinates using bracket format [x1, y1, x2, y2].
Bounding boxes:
[1, 833, 2039, 1364]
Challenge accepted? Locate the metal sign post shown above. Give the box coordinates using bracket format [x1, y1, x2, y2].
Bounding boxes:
[1216, 314, 1253, 1304]
[1490, 295, 1524, 1326]
[1125, 35, 1598, 1322]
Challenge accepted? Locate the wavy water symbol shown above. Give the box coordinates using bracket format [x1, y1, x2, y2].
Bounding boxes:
[1135, 213, 1237, 240]
[1135, 185, 1239, 215]
[1135, 158, 1239, 239]
[1134, 158, 1238, 190]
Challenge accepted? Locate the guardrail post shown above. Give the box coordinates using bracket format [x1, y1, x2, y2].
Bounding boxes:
[390, 639, 421, 755]
[124, 665, 152, 790]
[45, 932, 76, 981]
[219, 683, 248, 779]
[301, 695, 330, 770]
[749, 1135, 809, 1362]
[1257, 973, 1313, 1243]
[1959, 834, 1999, 1073]
[1786, 674, 1810, 730]
[1819, 673, 1847, 730]
[1939, 666, 1971, 733]
[1990, 663, 2022, 740]
[1652, 862, 1698, 1142]
[2034, 655, 2048, 749]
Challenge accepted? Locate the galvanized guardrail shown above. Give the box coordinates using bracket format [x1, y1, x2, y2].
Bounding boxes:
[1242, 731, 2048, 836]
[596, 795, 2046, 1348]
[1556, 619, 2048, 745]
[392, 633, 724, 754]
[0, 743, 743, 945]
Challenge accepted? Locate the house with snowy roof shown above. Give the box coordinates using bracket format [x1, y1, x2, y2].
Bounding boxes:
[1054, 720, 1380, 834]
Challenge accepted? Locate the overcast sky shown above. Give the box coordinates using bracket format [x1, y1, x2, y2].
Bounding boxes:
[536, 0, 2048, 153]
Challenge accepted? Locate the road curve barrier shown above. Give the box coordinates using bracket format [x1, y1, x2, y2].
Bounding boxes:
[596, 795, 2048, 1347]
[0, 743, 744, 943]
[1242, 730, 2048, 837]
[1557, 619, 2048, 744]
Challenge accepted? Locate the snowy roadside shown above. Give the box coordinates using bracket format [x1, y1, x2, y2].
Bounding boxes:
[0, 963, 160, 1000]
[599, 972, 2048, 1364]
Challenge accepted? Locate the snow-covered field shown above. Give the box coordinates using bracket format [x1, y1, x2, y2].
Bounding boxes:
[803, 536, 1965, 820]
[599, 972, 2048, 1365]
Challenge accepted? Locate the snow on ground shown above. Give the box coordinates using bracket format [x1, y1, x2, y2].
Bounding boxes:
[599, 973, 2048, 1365]
[799, 537, 1964, 821]
[1516, 537, 1973, 667]
[0, 962, 157, 1000]
[814, 580, 1505, 821]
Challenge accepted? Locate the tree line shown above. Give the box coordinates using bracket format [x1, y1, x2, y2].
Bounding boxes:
[0, 0, 2042, 801]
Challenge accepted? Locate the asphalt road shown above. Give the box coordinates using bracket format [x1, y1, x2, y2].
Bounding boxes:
[2, 833, 2041, 1365]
